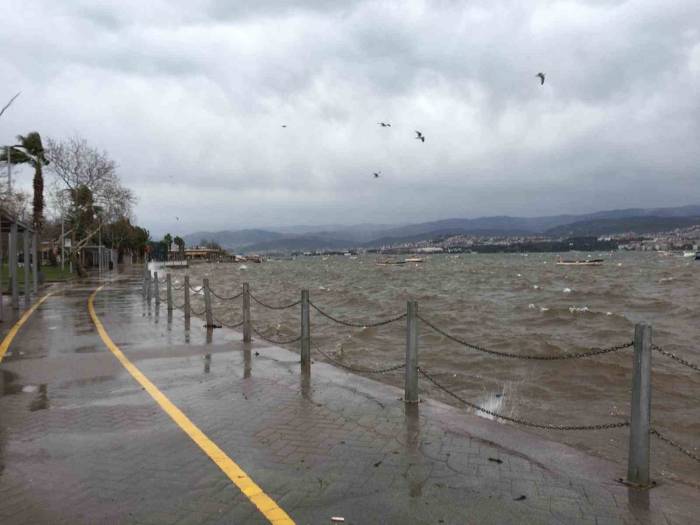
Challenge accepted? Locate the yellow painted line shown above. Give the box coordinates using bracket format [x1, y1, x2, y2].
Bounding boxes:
[0, 292, 53, 363]
[88, 285, 295, 525]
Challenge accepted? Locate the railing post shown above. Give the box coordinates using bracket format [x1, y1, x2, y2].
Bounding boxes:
[242, 282, 251, 342]
[627, 323, 652, 486]
[166, 273, 173, 312]
[404, 300, 419, 403]
[203, 278, 214, 327]
[300, 289, 310, 373]
[10, 222, 18, 309]
[142, 266, 147, 298]
[184, 275, 191, 322]
[32, 231, 38, 294]
[146, 271, 152, 306]
[154, 272, 160, 307]
[23, 229, 30, 308]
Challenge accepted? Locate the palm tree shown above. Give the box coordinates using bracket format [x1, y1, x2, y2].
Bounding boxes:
[0, 131, 48, 230]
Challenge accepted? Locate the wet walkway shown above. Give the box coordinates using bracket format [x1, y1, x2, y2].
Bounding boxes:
[0, 272, 699, 524]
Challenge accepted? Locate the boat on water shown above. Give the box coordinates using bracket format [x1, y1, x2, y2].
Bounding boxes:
[556, 256, 604, 266]
[404, 257, 425, 263]
[376, 259, 406, 266]
[682, 251, 697, 258]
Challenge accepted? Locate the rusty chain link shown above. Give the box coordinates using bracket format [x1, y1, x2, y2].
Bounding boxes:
[652, 345, 700, 372]
[207, 286, 244, 301]
[418, 314, 633, 360]
[249, 292, 300, 310]
[651, 428, 700, 462]
[310, 301, 406, 328]
[418, 367, 629, 431]
[213, 316, 244, 329]
[251, 324, 302, 345]
[313, 344, 405, 374]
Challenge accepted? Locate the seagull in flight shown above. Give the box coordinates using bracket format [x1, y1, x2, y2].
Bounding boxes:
[175, 216, 180, 221]
[373, 171, 381, 178]
[415, 130, 425, 143]
[536, 72, 545, 85]
[378, 122, 391, 127]
[281, 124, 287, 128]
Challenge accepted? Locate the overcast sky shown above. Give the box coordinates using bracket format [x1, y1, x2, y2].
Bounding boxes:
[1, 0, 699, 237]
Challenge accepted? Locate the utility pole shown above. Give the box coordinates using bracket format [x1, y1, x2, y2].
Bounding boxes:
[61, 215, 65, 271]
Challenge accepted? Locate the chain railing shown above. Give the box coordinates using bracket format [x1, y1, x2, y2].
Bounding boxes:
[651, 428, 700, 463]
[250, 292, 300, 310]
[314, 344, 405, 374]
[251, 324, 302, 345]
[143, 269, 699, 479]
[418, 367, 629, 431]
[207, 287, 244, 301]
[652, 345, 700, 372]
[419, 313, 634, 360]
[310, 301, 406, 328]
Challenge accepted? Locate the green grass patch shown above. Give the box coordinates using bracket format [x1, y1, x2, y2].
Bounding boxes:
[1, 263, 74, 283]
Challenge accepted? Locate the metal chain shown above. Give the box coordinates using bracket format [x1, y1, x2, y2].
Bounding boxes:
[188, 284, 202, 293]
[251, 325, 302, 345]
[249, 292, 300, 310]
[173, 302, 186, 310]
[190, 306, 206, 316]
[418, 314, 633, 360]
[652, 345, 700, 372]
[207, 286, 244, 301]
[172, 283, 186, 291]
[418, 368, 629, 431]
[313, 344, 405, 374]
[213, 316, 244, 329]
[651, 428, 700, 462]
[310, 301, 407, 328]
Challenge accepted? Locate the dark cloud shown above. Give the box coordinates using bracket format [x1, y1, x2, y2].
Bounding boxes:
[1, 0, 699, 237]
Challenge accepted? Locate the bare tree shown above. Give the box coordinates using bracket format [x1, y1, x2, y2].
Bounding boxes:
[46, 136, 135, 219]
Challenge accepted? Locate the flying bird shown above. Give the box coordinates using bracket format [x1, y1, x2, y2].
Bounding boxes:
[415, 130, 425, 143]
[378, 122, 391, 127]
[281, 124, 287, 128]
[175, 216, 180, 221]
[373, 172, 381, 178]
[536, 72, 545, 85]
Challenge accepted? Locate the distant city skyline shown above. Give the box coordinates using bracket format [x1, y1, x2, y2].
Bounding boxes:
[2, 0, 699, 236]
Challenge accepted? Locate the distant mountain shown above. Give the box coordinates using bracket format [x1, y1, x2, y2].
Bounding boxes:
[180, 205, 700, 253]
[546, 216, 700, 237]
[183, 229, 284, 250]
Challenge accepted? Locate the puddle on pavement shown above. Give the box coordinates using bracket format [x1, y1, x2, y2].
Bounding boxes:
[74, 345, 100, 354]
[1, 371, 49, 411]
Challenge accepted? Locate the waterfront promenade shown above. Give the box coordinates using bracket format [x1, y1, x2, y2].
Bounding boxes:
[0, 271, 698, 524]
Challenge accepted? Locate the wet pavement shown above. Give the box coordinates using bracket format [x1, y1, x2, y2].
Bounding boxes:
[1, 271, 699, 524]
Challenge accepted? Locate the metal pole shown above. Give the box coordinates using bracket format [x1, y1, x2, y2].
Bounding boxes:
[0, 226, 3, 322]
[242, 282, 251, 342]
[154, 272, 160, 307]
[404, 300, 419, 403]
[184, 275, 191, 322]
[32, 231, 38, 294]
[146, 271, 152, 306]
[98, 221, 102, 276]
[23, 229, 30, 308]
[10, 222, 18, 309]
[6, 146, 12, 194]
[203, 278, 213, 327]
[627, 323, 652, 487]
[166, 273, 173, 312]
[61, 216, 64, 271]
[300, 289, 310, 373]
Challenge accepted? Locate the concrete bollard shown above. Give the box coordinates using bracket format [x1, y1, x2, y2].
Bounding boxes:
[146, 271, 152, 306]
[203, 278, 214, 327]
[404, 301, 419, 403]
[184, 275, 191, 322]
[154, 272, 160, 307]
[300, 289, 310, 373]
[243, 282, 251, 342]
[627, 323, 652, 486]
[166, 274, 173, 312]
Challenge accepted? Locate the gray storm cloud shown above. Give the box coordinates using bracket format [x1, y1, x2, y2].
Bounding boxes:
[1, 0, 699, 236]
